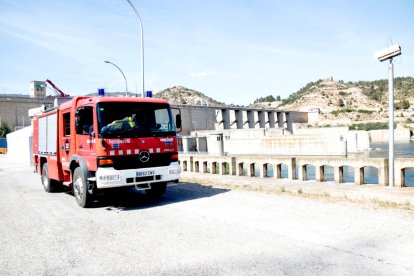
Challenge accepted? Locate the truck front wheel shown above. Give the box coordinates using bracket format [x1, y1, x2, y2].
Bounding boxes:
[145, 182, 167, 198]
[73, 167, 92, 208]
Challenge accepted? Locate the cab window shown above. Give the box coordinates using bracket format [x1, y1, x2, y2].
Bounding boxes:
[75, 106, 94, 135]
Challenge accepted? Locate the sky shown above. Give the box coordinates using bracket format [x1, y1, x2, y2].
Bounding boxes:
[0, 0, 413, 105]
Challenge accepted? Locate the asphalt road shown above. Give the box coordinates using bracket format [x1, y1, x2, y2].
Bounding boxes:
[1, 164, 414, 275]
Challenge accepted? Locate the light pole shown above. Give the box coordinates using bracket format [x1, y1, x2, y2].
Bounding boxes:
[104, 60, 128, 96]
[374, 44, 402, 187]
[125, 0, 144, 97]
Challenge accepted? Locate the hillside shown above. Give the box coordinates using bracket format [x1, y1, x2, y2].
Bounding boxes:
[254, 77, 414, 125]
[154, 86, 225, 106]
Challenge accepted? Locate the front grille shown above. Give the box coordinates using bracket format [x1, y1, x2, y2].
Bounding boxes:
[98, 153, 174, 170]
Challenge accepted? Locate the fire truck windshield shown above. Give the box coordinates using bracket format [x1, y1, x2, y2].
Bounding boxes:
[97, 102, 176, 138]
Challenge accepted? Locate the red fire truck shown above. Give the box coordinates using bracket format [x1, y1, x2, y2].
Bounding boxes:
[32, 96, 181, 207]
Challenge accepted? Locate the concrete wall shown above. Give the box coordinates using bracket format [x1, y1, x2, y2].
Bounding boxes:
[223, 134, 347, 156]
[292, 127, 370, 153]
[0, 95, 54, 131]
[294, 126, 349, 135]
[369, 125, 412, 141]
[346, 131, 370, 152]
[183, 128, 348, 156]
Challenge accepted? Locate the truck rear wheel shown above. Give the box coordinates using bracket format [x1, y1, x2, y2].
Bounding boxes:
[73, 167, 92, 208]
[41, 163, 58, 193]
[145, 182, 167, 198]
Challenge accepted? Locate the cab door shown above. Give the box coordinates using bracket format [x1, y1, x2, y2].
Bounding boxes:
[75, 106, 97, 171]
[59, 111, 72, 181]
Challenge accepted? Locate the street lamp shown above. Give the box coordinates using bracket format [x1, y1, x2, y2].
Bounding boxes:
[104, 60, 129, 96]
[125, 0, 144, 97]
[374, 44, 402, 187]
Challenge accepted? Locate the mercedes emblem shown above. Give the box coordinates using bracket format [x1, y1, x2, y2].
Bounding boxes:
[139, 151, 150, 162]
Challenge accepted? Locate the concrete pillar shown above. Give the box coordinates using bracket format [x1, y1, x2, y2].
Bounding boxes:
[247, 111, 254, 128]
[355, 167, 364, 185]
[214, 109, 224, 130]
[334, 166, 344, 183]
[221, 162, 227, 175]
[285, 112, 293, 133]
[268, 112, 276, 128]
[190, 156, 194, 172]
[235, 110, 243, 129]
[222, 109, 230, 129]
[274, 164, 282, 179]
[298, 164, 306, 181]
[258, 111, 266, 128]
[260, 163, 267, 178]
[288, 158, 296, 180]
[378, 163, 388, 186]
[242, 111, 249, 129]
[237, 162, 244, 176]
[316, 165, 324, 182]
[230, 157, 237, 175]
[396, 168, 404, 188]
[253, 111, 260, 128]
[203, 161, 208, 173]
[211, 162, 217, 174]
[277, 112, 285, 128]
[229, 110, 237, 129]
[248, 163, 255, 177]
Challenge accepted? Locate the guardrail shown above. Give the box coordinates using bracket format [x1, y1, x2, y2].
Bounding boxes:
[179, 153, 414, 188]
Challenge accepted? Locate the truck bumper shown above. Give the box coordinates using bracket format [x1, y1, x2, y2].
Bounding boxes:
[95, 162, 181, 189]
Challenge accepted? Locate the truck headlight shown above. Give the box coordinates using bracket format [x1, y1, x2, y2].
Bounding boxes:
[168, 167, 181, 175]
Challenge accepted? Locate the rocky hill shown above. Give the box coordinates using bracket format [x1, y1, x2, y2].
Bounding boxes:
[154, 86, 225, 106]
[253, 77, 414, 126]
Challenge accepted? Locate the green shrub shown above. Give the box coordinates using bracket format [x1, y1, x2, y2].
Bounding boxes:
[357, 109, 373, 114]
[0, 122, 10, 138]
[349, 122, 389, 131]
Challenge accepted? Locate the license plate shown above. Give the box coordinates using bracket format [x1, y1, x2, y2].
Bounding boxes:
[136, 170, 155, 177]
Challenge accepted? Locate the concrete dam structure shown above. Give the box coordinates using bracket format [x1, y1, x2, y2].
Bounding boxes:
[174, 104, 309, 135]
[177, 105, 370, 156]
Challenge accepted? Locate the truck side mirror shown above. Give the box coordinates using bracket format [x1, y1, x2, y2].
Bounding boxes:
[175, 114, 182, 129]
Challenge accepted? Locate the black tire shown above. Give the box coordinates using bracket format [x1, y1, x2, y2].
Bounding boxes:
[41, 163, 57, 193]
[145, 182, 167, 198]
[73, 167, 92, 208]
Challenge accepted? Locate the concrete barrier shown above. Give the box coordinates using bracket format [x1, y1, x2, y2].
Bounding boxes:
[179, 153, 413, 188]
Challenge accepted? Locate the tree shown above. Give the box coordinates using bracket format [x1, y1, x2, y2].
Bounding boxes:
[400, 99, 410, 110]
[0, 122, 10, 138]
[253, 95, 276, 103]
[395, 99, 410, 110]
